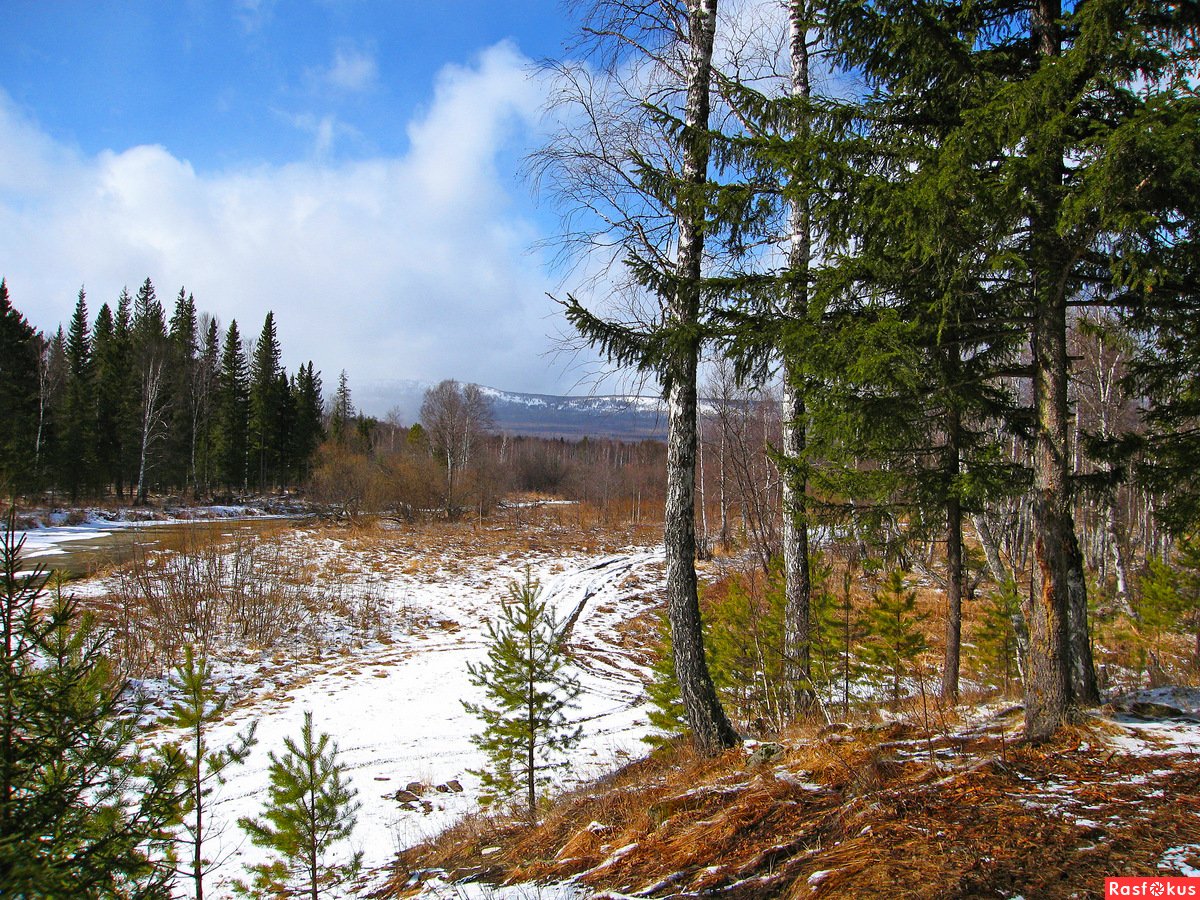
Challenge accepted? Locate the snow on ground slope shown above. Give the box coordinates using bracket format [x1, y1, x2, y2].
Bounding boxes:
[126, 534, 666, 899]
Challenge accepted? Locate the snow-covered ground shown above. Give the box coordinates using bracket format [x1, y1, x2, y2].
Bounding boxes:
[95, 528, 667, 899]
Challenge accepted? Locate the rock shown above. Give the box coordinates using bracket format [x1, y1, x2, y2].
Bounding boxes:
[445, 779, 463, 793]
[406, 781, 427, 795]
[747, 743, 785, 768]
[393, 789, 421, 804]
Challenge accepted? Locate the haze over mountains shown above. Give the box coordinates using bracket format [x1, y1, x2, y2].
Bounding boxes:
[357, 379, 675, 440]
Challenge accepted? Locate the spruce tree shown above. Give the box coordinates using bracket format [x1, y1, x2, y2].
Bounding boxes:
[0, 280, 41, 494]
[463, 571, 582, 820]
[0, 509, 184, 898]
[214, 321, 250, 492]
[61, 288, 96, 501]
[249, 312, 284, 491]
[92, 303, 124, 498]
[236, 712, 361, 900]
[328, 370, 354, 448]
[167, 646, 257, 900]
[195, 317, 222, 496]
[291, 363, 324, 485]
[114, 288, 138, 499]
[167, 289, 200, 495]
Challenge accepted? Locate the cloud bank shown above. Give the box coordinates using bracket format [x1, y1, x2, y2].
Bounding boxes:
[0, 42, 575, 409]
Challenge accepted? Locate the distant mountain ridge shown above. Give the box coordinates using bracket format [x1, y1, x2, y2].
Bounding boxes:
[356, 379, 674, 440]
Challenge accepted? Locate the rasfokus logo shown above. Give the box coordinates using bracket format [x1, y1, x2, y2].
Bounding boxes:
[1107, 878, 1199, 897]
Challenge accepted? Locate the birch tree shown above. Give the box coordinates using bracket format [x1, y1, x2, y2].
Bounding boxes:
[538, 0, 738, 752]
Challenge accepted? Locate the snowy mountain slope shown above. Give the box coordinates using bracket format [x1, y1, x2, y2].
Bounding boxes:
[356, 379, 729, 440]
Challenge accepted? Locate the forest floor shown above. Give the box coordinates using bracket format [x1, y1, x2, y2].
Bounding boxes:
[393, 688, 1200, 900]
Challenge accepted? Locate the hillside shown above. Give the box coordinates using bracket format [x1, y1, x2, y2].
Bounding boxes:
[391, 690, 1200, 899]
[356, 379, 675, 440]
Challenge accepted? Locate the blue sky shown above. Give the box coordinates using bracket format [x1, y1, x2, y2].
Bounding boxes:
[1, 1, 596, 409]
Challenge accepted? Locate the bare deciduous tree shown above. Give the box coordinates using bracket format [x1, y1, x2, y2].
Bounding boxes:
[420, 380, 495, 516]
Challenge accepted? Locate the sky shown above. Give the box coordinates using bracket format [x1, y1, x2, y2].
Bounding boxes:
[0, 1, 605, 411]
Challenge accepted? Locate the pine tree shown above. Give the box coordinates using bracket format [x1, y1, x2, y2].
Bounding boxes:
[0, 509, 184, 898]
[643, 609, 688, 746]
[705, 566, 788, 734]
[977, 580, 1023, 695]
[236, 711, 361, 900]
[463, 571, 582, 820]
[167, 645, 257, 900]
[857, 569, 928, 705]
[40, 327, 68, 496]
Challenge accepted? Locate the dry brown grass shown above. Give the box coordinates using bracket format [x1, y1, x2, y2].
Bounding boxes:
[388, 712, 1200, 900]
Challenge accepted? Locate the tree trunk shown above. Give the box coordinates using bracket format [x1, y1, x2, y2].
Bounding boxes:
[665, 0, 739, 756]
[944, 492, 963, 702]
[943, 381, 963, 702]
[1023, 0, 1098, 740]
[782, 0, 816, 719]
[973, 512, 1011, 586]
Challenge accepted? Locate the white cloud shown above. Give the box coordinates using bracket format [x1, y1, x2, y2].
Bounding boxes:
[324, 44, 378, 92]
[0, 43, 580, 406]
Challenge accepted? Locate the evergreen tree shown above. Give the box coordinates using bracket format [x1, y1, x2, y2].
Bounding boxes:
[0, 280, 41, 494]
[40, 328, 68, 496]
[114, 288, 138, 499]
[463, 571, 582, 820]
[60, 288, 96, 501]
[167, 646, 257, 900]
[195, 316, 222, 496]
[132, 279, 171, 504]
[328, 370, 354, 448]
[92, 303, 124, 498]
[214, 321, 250, 492]
[643, 609, 688, 746]
[0, 509, 184, 898]
[236, 712, 361, 900]
[249, 312, 285, 491]
[705, 566, 788, 734]
[291, 362, 324, 485]
[1135, 536, 1200, 673]
[857, 569, 928, 705]
[977, 580, 1023, 695]
[167, 289, 200, 495]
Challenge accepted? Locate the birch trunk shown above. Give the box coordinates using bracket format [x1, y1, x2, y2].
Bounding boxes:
[665, 0, 739, 755]
[781, 0, 815, 717]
